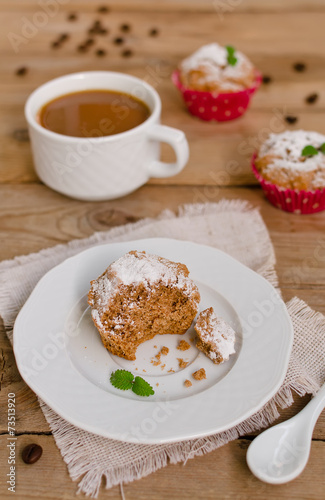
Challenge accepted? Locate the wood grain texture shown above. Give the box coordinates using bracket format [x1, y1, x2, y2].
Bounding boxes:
[1, 1, 325, 499]
[0, 435, 324, 500]
[1, 7, 325, 185]
[2, 0, 325, 13]
[0, 184, 324, 294]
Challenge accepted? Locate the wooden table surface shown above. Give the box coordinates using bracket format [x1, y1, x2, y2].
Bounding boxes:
[1, 1, 325, 498]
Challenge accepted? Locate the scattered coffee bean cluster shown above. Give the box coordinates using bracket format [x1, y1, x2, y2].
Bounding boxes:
[12, 5, 321, 131]
[60, 5, 159, 59]
[262, 60, 321, 126]
[14, 4, 159, 75]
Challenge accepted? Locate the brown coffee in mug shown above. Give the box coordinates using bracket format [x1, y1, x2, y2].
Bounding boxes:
[38, 89, 151, 138]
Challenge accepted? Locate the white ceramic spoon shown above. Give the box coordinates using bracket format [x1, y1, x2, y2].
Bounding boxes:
[246, 383, 325, 484]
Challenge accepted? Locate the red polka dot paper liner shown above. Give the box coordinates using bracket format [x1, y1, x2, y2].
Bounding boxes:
[251, 153, 325, 214]
[172, 70, 262, 122]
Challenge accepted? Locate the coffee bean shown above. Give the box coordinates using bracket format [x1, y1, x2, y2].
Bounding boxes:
[59, 33, 69, 42]
[113, 37, 124, 45]
[13, 129, 29, 142]
[120, 23, 131, 33]
[67, 13, 77, 21]
[22, 444, 43, 464]
[88, 20, 108, 35]
[51, 41, 61, 49]
[121, 49, 133, 58]
[96, 49, 106, 57]
[285, 115, 298, 124]
[149, 28, 159, 37]
[98, 6, 109, 13]
[262, 75, 272, 84]
[15, 66, 28, 76]
[293, 62, 306, 72]
[84, 38, 95, 47]
[77, 44, 88, 53]
[305, 93, 319, 104]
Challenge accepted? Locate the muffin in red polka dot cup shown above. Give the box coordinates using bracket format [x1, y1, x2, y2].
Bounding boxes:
[252, 130, 325, 214]
[172, 43, 261, 122]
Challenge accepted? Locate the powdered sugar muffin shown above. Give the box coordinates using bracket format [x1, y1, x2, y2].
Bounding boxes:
[195, 307, 236, 364]
[255, 130, 325, 191]
[172, 43, 261, 121]
[178, 43, 256, 93]
[88, 250, 200, 360]
[253, 130, 325, 213]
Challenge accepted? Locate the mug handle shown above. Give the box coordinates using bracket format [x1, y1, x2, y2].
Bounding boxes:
[146, 124, 189, 178]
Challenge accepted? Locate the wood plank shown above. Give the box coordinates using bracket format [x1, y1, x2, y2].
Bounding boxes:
[0, 185, 324, 289]
[1, 8, 325, 185]
[0, 434, 324, 500]
[1, 107, 325, 186]
[2, 11, 325, 56]
[1, 0, 325, 13]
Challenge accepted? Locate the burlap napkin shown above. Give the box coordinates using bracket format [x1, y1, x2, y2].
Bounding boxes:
[1, 201, 324, 497]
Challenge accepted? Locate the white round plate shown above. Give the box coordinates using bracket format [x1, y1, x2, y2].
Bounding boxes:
[13, 238, 293, 444]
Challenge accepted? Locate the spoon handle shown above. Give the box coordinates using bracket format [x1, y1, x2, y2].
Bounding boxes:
[300, 382, 325, 428]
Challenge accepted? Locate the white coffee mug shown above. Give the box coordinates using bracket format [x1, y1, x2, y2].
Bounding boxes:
[25, 71, 189, 201]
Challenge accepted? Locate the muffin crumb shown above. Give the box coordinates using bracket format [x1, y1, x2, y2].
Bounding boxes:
[177, 358, 188, 369]
[177, 340, 190, 351]
[184, 379, 192, 388]
[192, 368, 206, 380]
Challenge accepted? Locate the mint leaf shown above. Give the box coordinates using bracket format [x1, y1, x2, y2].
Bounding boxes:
[319, 143, 325, 154]
[132, 376, 155, 397]
[110, 370, 134, 391]
[301, 145, 319, 157]
[228, 55, 237, 66]
[109, 370, 155, 396]
[226, 45, 235, 56]
[226, 45, 238, 66]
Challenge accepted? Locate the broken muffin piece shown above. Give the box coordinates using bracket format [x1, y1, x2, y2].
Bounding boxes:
[88, 250, 200, 360]
[195, 307, 235, 364]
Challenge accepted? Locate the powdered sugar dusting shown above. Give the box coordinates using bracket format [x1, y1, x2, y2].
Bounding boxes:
[258, 130, 325, 175]
[89, 250, 200, 316]
[195, 308, 235, 362]
[111, 251, 184, 287]
[180, 43, 254, 91]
